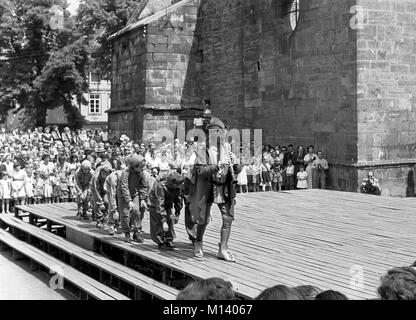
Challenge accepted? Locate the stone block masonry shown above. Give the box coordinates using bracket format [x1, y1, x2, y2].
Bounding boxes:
[356, 0, 416, 196]
[109, 0, 200, 141]
[109, 0, 416, 196]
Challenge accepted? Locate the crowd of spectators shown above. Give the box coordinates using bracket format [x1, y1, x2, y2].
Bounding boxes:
[0, 126, 334, 214]
[236, 144, 329, 193]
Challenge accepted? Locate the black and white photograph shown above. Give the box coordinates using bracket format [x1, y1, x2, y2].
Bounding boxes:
[0, 0, 415, 305]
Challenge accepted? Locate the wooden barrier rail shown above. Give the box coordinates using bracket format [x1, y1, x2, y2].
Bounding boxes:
[0, 228, 130, 300]
[14, 205, 209, 298]
[1, 215, 178, 300]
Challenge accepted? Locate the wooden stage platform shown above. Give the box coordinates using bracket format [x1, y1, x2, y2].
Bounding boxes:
[12, 190, 416, 300]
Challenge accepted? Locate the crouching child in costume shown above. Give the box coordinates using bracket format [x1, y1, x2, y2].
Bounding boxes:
[104, 169, 123, 235]
[117, 155, 151, 243]
[74, 160, 94, 219]
[149, 171, 184, 249]
[91, 161, 113, 228]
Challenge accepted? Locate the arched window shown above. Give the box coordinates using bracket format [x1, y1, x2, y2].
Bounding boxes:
[284, 0, 300, 31]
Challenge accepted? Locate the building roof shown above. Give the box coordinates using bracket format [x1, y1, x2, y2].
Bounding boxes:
[107, 0, 194, 42]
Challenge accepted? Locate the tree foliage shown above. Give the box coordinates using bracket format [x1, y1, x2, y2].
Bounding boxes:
[0, 0, 89, 128]
[75, 0, 144, 80]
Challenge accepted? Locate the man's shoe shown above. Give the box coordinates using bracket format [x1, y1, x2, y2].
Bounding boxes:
[194, 241, 203, 258]
[108, 226, 115, 236]
[165, 240, 174, 249]
[132, 233, 144, 243]
[217, 244, 236, 262]
[157, 243, 165, 250]
[124, 233, 131, 243]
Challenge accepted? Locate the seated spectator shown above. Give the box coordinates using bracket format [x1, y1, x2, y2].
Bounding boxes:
[315, 290, 348, 300]
[255, 285, 303, 300]
[176, 278, 235, 300]
[294, 285, 322, 300]
[378, 267, 416, 300]
[360, 171, 381, 195]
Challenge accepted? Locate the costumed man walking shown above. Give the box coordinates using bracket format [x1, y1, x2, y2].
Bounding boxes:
[74, 160, 94, 220]
[104, 169, 123, 235]
[117, 155, 151, 243]
[91, 161, 113, 228]
[183, 170, 198, 243]
[149, 171, 184, 249]
[188, 117, 241, 262]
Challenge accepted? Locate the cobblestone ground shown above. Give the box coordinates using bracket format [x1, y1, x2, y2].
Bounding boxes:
[0, 251, 75, 300]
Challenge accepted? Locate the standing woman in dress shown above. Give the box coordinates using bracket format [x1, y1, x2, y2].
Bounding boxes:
[11, 163, 27, 207]
[303, 145, 317, 189]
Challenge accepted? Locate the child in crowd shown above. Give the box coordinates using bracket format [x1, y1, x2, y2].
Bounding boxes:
[252, 157, 262, 192]
[246, 159, 254, 192]
[11, 163, 26, 207]
[237, 162, 248, 193]
[1, 172, 12, 213]
[261, 158, 272, 192]
[285, 159, 295, 190]
[296, 165, 308, 189]
[271, 163, 283, 192]
[43, 172, 53, 204]
[25, 170, 34, 205]
[51, 170, 60, 203]
[33, 172, 44, 204]
[68, 169, 77, 202]
[59, 172, 70, 203]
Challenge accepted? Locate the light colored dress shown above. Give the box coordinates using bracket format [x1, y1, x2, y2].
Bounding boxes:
[237, 165, 248, 186]
[158, 158, 171, 173]
[4, 162, 14, 175]
[304, 153, 316, 189]
[34, 178, 45, 199]
[44, 177, 53, 198]
[0, 179, 11, 199]
[39, 162, 55, 174]
[25, 177, 34, 198]
[11, 170, 26, 198]
[297, 171, 308, 189]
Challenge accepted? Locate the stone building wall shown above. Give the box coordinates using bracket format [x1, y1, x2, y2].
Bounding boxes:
[356, 0, 416, 196]
[193, 0, 358, 190]
[111, 27, 147, 111]
[109, 0, 200, 140]
[109, 0, 416, 196]
[145, 0, 200, 107]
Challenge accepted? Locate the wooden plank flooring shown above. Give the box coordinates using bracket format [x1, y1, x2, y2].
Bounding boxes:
[16, 190, 416, 300]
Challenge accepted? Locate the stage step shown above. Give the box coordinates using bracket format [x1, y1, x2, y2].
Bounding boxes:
[0, 227, 129, 300]
[15, 204, 254, 299]
[0, 215, 178, 300]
